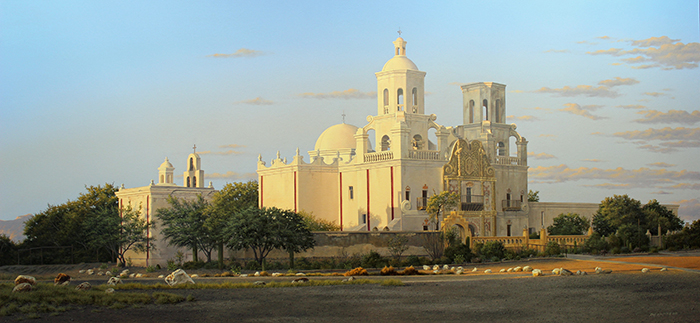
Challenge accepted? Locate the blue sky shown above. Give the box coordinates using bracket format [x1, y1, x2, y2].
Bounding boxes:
[1, 0, 699, 222]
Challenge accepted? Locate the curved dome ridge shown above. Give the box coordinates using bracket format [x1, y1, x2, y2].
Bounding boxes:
[314, 123, 360, 151]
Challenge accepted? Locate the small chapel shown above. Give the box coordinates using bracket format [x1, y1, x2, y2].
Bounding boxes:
[257, 36, 534, 238]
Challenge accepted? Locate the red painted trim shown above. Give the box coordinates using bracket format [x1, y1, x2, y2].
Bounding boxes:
[294, 171, 297, 213]
[339, 172, 343, 231]
[390, 166, 394, 221]
[146, 196, 150, 267]
[366, 169, 370, 231]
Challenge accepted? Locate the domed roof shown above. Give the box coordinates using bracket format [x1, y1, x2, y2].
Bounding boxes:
[382, 56, 418, 71]
[159, 157, 174, 169]
[314, 123, 360, 151]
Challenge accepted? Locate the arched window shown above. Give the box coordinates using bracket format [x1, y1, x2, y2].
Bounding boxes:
[186, 177, 190, 187]
[412, 88, 418, 112]
[469, 100, 475, 123]
[497, 142, 506, 156]
[495, 99, 501, 123]
[189, 158, 194, 171]
[483, 99, 488, 121]
[412, 134, 423, 150]
[397, 88, 404, 111]
[383, 88, 389, 106]
[193, 176, 197, 187]
[160, 175, 164, 183]
[381, 135, 391, 151]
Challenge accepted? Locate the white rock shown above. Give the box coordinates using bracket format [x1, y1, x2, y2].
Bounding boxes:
[472, 267, 478, 272]
[240, 274, 249, 277]
[450, 267, 455, 271]
[499, 269, 506, 273]
[660, 267, 668, 272]
[423, 265, 430, 270]
[641, 268, 649, 273]
[78, 270, 86, 274]
[432, 265, 439, 271]
[158, 275, 165, 278]
[105, 288, 115, 294]
[560, 268, 573, 276]
[14, 275, 36, 286]
[107, 277, 122, 286]
[295, 273, 306, 276]
[87, 269, 94, 275]
[292, 277, 309, 284]
[442, 265, 449, 270]
[532, 269, 543, 277]
[135, 273, 143, 278]
[106, 271, 113, 276]
[552, 268, 561, 275]
[514, 266, 522, 272]
[129, 273, 136, 278]
[484, 269, 492, 273]
[97, 271, 104, 276]
[75, 282, 92, 291]
[457, 266, 463, 271]
[272, 273, 282, 277]
[13, 283, 32, 292]
[433, 269, 440, 274]
[253, 281, 266, 285]
[507, 268, 513, 273]
[523, 266, 533, 272]
[455, 269, 463, 275]
[164, 269, 195, 286]
[190, 274, 198, 278]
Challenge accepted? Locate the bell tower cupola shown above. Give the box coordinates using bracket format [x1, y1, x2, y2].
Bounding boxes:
[157, 157, 175, 185]
[183, 145, 204, 188]
[376, 36, 426, 116]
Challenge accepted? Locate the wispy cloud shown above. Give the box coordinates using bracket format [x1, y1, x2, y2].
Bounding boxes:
[582, 183, 629, 188]
[528, 152, 556, 159]
[643, 92, 668, 97]
[220, 144, 245, 149]
[598, 77, 639, 87]
[669, 183, 700, 190]
[534, 85, 621, 98]
[673, 198, 700, 222]
[234, 97, 273, 105]
[616, 104, 647, 109]
[538, 134, 556, 138]
[528, 164, 700, 187]
[648, 162, 676, 168]
[299, 88, 376, 99]
[559, 103, 607, 120]
[635, 110, 700, 125]
[207, 171, 257, 180]
[582, 159, 605, 162]
[507, 115, 539, 121]
[650, 190, 672, 195]
[612, 127, 700, 141]
[587, 36, 700, 70]
[207, 48, 266, 58]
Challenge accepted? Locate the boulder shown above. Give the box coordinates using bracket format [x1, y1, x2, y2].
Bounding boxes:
[596, 268, 612, 274]
[641, 268, 649, 273]
[292, 277, 309, 284]
[499, 269, 506, 273]
[240, 274, 249, 277]
[523, 266, 533, 272]
[660, 267, 668, 272]
[54, 273, 71, 285]
[106, 271, 113, 276]
[158, 275, 165, 278]
[190, 274, 198, 278]
[253, 281, 266, 285]
[576, 270, 587, 275]
[14, 275, 36, 286]
[457, 266, 463, 272]
[551, 268, 561, 275]
[442, 265, 449, 270]
[272, 273, 283, 277]
[295, 273, 306, 276]
[514, 266, 523, 272]
[532, 269, 543, 277]
[13, 283, 32, 292]
[78, 270, 86, 274]
[455, 269, 463, 275]
[423, 265, 430, 270]
[433, 269, 440, 274]
[107, 277, 122, 286]
[86, 269, 94, 275]
[164, 269, 196, 286]
[450, 267, 455, 271]
[432, 265, 440, 271]
[75, 282, 92, 291]
[120, 269, 129, 278]
[472, 267, 478, 272]
[342, 276, 355, 282]
[97, 271, 104, 276]
[129, 273, 136, 278]
[507, 268, 513, 273]
[560, 268, 573, 276]
[484, 269, 492, 274]
[105, 288, 115, 294]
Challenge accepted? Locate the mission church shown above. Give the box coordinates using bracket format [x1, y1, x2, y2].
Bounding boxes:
[117, 36, 626, 266]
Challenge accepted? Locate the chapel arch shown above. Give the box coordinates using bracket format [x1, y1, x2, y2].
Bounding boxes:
[383, 88, 389, 114]
[469, 100, 475, 123]
[412, 87, 418, 112]
[381, 135, 391, 151]
[482, 99, 488, 121]
[397, 88, 404, 111]
[412, 134, 423, 150]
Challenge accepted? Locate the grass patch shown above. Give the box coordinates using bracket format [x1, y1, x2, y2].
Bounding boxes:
[380, 279, 404, 286]
[0, 283, 185, 318]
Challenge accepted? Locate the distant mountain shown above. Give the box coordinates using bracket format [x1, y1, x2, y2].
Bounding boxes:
[0, 214, 31, 242]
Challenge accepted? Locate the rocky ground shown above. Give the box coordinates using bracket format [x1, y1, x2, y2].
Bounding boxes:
[2, 253, 699, 322]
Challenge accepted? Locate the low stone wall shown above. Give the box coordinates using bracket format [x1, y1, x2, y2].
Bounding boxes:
[230, 231, 439, 261]
[471, 228, 592, 252]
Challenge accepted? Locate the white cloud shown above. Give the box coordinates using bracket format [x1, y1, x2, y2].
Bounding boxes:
[673, 198, 700, 222]
[299, 88, 376, 99]
[534, 85, 620, 98]
[207, 48, 266, 58]
[587, 37, 700, 70]
[507, 115, 539, 121]
[207, 171, 257, 180]
[582, 159, 606, 162]
[527, 152, 556, 159]
[234, 97, 274, 105]
[616, 104, 646, 109]
[598, 77, 639, 87]
[198, 150, 243, 156]
[612, 127, 700, 141]
[635, 110, 700, 125]
[648, 162, 676, 168]
[559, 103, 607, 120]
[528, 164, 700, 188]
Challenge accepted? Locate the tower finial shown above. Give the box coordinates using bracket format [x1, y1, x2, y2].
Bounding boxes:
[342, 111, 346, 124]
[193, 144, 197, 153]
[397, 28, 402, 36]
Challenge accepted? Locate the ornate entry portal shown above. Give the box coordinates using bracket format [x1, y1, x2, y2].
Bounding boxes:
[442, 139, 497, 236]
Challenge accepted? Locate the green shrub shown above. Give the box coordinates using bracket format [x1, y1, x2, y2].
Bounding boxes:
[444, 243, 472, 264]
[404, 255, 421, 267]
[361, 251, 386, 268]
[146, 266, 156, 273]
[182, 261, 206, 270]
[544, 241, 561, 256]
[478, 241, 505, 260]
[244, 260, 260, 271]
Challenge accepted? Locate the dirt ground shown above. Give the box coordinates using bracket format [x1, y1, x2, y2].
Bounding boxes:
[2, 253, 700, 322]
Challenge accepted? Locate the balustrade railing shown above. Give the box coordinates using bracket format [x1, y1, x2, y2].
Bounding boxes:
[407, 150, 441, 160]
[502, 199, 522, 211]
[363, 151, 393, 163]
[461, 195, 484, 211]
[494, 156, 522, 166]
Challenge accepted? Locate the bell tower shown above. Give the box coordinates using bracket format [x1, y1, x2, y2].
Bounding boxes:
[375, 36, 426, 116]
[157, 157, 175, 185]
[183, 145, 204, 188]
